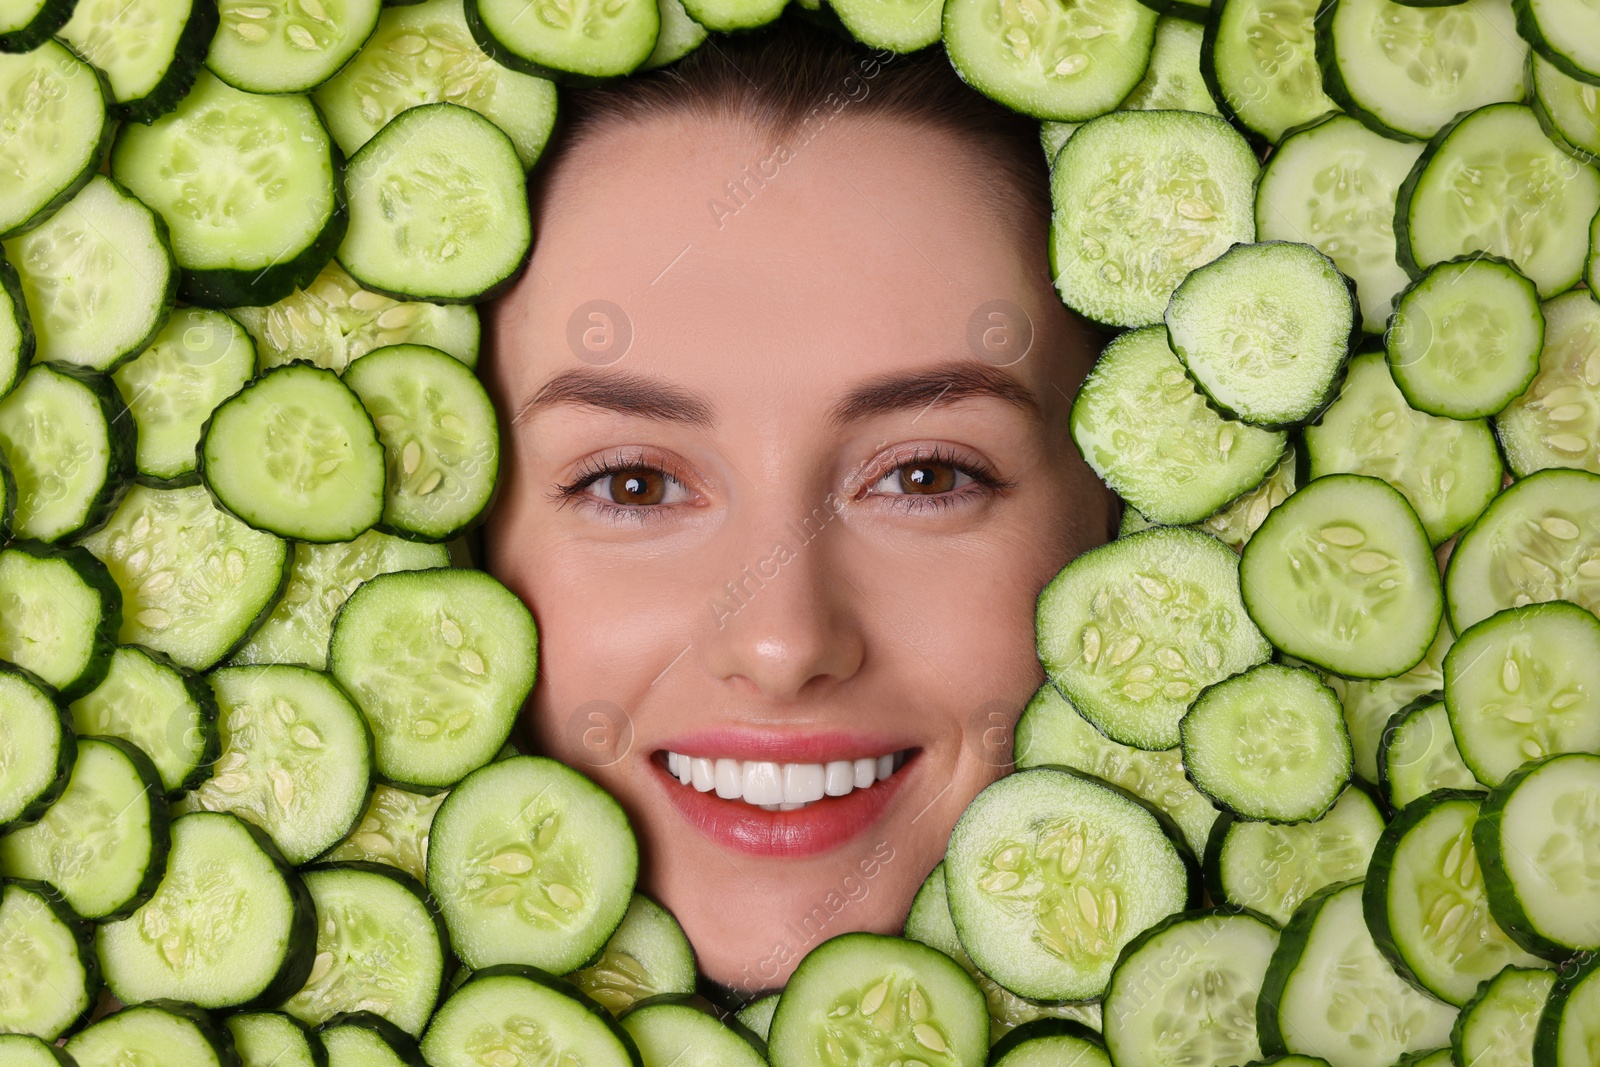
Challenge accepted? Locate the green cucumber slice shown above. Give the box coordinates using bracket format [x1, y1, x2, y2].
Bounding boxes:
[640, 0, 705, 68]
[0, 1034, 79, 1067]
[59, 0, 217, 122]
[1203, 0, 1337, 143]
[318, 1012, 426, 1067]
[0, 41, 111, 240]
[1324, 624, 1452, 786]
[677, 0, 781, 30]
[1532, 953, 1600, 1067]
[0, 542, 120, 700]
[1532, 51, 1600, 162]
[466, 0, 659, 78]
[1451, 965, 1555, 1067]
[823, 0, 939, 53]
[1378, 697, 1480, 812]
[1119, 15, 1220, 114]
[208, 0, 382, 94]
[735, 994, 778, 1043]
[0, 250, 30, 402]
[0, 0, 76, 51]
[990, 1020, 1110, 1067]
[1118, 449, 1301, 552]
[1496, 290, 1600, 477]
[565, 893, 697, 1017]
[319, 783, 445, 882]
[64, 1002, 235, 1067]
[227, 1011, 327, 1067]
[0, 664, 74, 832]
[1514, 0, 1600, 86]
[0, 880, 98, 1041]
[420, 967, 639, 1067]
[619, 995, 766, 1067]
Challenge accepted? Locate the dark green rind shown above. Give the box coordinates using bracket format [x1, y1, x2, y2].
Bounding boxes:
[1449, 965, 1552, 1067]
[436, 964, 645, 1066]
[5, 541, 123, 700]
[0, 0, 76, 51]
[461, 0, 654, 86]
[1513, 0, 1600, 87]
[110, 0, 220, 124]
[317, 1012, 426, 1067]
[29, 362, 137, 544]
[621, 992, 769, 1062]
[1474, 754, 1598, 961]
[1133, 0, 1210, 20]
[987, 1017, 1107, 1065]
[71, 735, 173, 921]
[227, 1012, 327, 1067]
[1361, 788, 1491, 1004]
[1374, 691, 1447, 818]
[1532, 953, 1600, 1067]
[1255, 879, 1359, 1057]
[3, 879, 102, 1040]
[1315, 0, 1426, 143]
[1531, 52, 1600, 164]
[1241, 1057, 1334, 1067]
[0, 249, 36, 402]
[0, 662, 74, 833]
[0, 46, 111, 241]
[1391, 1050, 1451, 1067]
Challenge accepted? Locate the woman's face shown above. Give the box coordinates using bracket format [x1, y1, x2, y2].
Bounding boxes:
[485, 109, 1111, 995]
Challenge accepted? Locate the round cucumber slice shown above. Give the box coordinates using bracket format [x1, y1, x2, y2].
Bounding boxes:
[640, 0, 706, 68]
[0, 542, 121, 700]
[64, 1001, 235, 1067]
[990, 1020, 1109, 1067]
[1324, 624, 1451, 786]
[565, 893, 697, 1017]
[0, 41, 111, 240]
[57, 0, 217, 123]
[1378, 698, 1480, 812]
[420, 967, 638, 1067]
[735, 994, 778, 1043]
[319, 783, 446, 882]
[318, 1013, 426, 1067]
[1515, 0, 1600, 86]
[0, 880, 98, 1041]
[0, 252, 31, 403]
[209, 0, 382, 94]
[1450, 965, 1555, 1067]
[1531, 51, 1600, 162]
[1532, 953, 1600, 1067]
[467, 0, 659, 79]
[226, 1011, 325, 1067]
[68, 646, 220, 799]
[0, 0, 78, 51]
[1119, 16, 1219, 115]
[1203, 0, 1337, 144]
[1496, 290, 1600, 477]
[619, 996, 766, 1067]
[0, 664, 73, 832]
[0, 1034, 79, 1067]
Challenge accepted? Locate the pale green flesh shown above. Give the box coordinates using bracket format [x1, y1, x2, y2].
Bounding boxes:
[70, 648, 209, 797]
[227, 1012, 321, 1067]
[113, 307, 256, 482]
[1257, 115, 1422, 332]
[942, 0, 1156, 121]
[0, 273, 22, 389]
[0, 0, 50, 34]
[320, 783, 445, 882]
[3, 175, 172, 372]
[1383, 797, 1547, 1005]
[0, 42, 106, 237]
[96, 812, 297, 1007]
[1526, 0, 1600, 82]
[1497, 291, 1600, 477]
[1493, 754, 1600, 950]
[0, 1034, 73, 1067]
[1015, 682, 1218, 855]
[209, 0, 381, 94]
[1116, 448, 1300, 553]
[282, 868, 442, 1035]
[0, 671, 63, 827]
[620, 1003, 765, 1067]
[1218, 785, 1385, 925]
[1445, 602, 1600, 787]
[679, 0, 782, 30]
[0, 365, 114, 542]
[473, 0, 659, 77]
[1532, 52, 1600, 159]
[1210, 0, 1336, 142]
[1549, 967, 1600, 1067]
[0, 883, 91, 1041]
[1445, 469, 1600, 632]
[736, 995, 779, 1042]
[1118, 16, 1218, 115]
[1071, 325, 1286, 527]
[177, 666, 371, 865]
[1324, 624, 1451, 785]
[1051, 110, 1258, 328]
[828, 0, 940, 53]
[1273, 885, 1457, 1066]
[0, 738, 156, 919]
[78, 484, 289, 671]
[565, 893, 697, 1016]
[320, 1025, 410, 1067]
[1455, 967, 1554, 1067]
[640, 0, 706, 68]
[1329, 0, 1526, 140]
[59, 0, 194, 104]
[1405, 104, 1600, 299]
[112, 72, 337, 273]
[421, 974, 636, 1067]
[313, 0, 556, 168]
[1104, 914, 1278, 1067]
[1382, 700, 1479, 811]
[994, 1034, 1111, 1067]
[66, 1007, 226, 1067]
[0, 549, 103, 693]
[1305, 351, 1505, 544]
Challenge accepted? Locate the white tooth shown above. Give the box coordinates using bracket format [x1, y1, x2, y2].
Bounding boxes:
[876, 754, 894, 781]
[691, 758, 715, 792]
[715, 758, 742, 799]
[779, 801, 806, 811]
[824, 761, 855, 797]
[667, 752, 680, 776]
[677, 756, 692, 786]
[854, 758, 876, 789]
[759, 803, 782, 811]
[784, 763, 825, 804]
[743, 761, 784, 805]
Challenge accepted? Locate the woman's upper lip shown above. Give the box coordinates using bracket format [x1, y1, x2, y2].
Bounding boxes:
[653, 727, 918, 763]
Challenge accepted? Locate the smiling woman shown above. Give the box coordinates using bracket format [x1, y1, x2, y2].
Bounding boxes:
[482, 17, 1112, 996]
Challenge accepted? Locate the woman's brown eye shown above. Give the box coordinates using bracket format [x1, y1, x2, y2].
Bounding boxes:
[606, 469, 667, 505]
[896, 462, 958, 495]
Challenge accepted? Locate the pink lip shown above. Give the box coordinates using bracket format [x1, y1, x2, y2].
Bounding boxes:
[652, 749, 917, 858]
[655, 728, 917, 764]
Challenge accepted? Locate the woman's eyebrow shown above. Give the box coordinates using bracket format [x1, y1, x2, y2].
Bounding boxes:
[514, 370, 717, 429]
[826, 362, 1042, 430]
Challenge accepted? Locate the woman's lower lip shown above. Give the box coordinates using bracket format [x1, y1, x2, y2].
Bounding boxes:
[654, 754, 913, 858]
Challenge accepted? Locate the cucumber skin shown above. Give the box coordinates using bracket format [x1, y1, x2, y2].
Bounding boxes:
[114, 0, 220, 124]
[35, 361, 138, 544]
[7, 879, 102, 1040]
[1532, 953, 1600, 1067]
[987, 1017, 1107, 1064]
[1133, 0, 1209, 21]
[0, 661, 73, 833]
[80, 735, 174, 921]
[1374, 691, 1446, 818]
[1473, 754, 1595, 961]
[8, 540, 125, 700]
[0, 250, 36, 402]
[1513, 0, 1600, 88]
[0, 47, 112, 241]
[0, 0, 77, 52]
[1360, 787, 1491, 1005]
[438, 964, 645, 1065]
[319, 1011, 428, 1067]
[1313, 0, 1425, 143]
[1255, 879, 1360, 1057]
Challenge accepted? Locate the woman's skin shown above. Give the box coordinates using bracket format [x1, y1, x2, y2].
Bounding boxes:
[485, 107, 1113, 994]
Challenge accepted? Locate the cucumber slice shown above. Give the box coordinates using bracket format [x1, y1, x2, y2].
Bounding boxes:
[990, 1019, 1110, 1067]
[1240, 474, 1443, 679]
[1514, 0, 1600, 86]
[343, 344, 498, 542]
[1015, 682, 1218, 856]
[1451, 965, 1555, 1067]
[0, 0, 76, 51]
[111, 308, 256, 485]
[329, 568, 536, 789]
[75, 646, 223, 801]
[95, 810, 316, 1009]
[227, 1011, 326, 1067]
[0, 250, 30, 402]
[111, 71, 347, 308]
[209, 0, 382, 94]
[0, 664, 74, 832]
[64, 1002, 235, 1067]
[318, 1013, 426, 1067]
[0, 1034, 78, 1067]
[427, 756, 637, 973]
[77, 484, 291, 671]
[1041, 121, 1078, 165]
[319, 783, 445, 882]
[1378, 697, 1480, 812]
[1496, 291, 1600, 477]
[420, 967, 639, 1067]
[1203, 783, 1386, 926]
[565, 893, 697, 1016]
[467, 0, 659, 78]
[735, 994, 778, 1043]
[1257, 881, 1457, 1067]
[1397, 103, 1600, 300]
[1474, 752, 1600, 956]
[0, 41, 111, 240]
[1071, 325, 1286, 527]
[827, 0, 939, 53]
[2, 175, 175, 374]
[1181, 663, 1352, 823]
[1304, 350, 1505, 545]
[59, 0, 217, 122]
[0, 737, 168, 921]
[1050, 108, 1257, 328]
[1117, 448, 1301, 553]
[0, 362, 134, 544]
[678, 0, 780, 30]
[177, 665, 373, 865]
[1317, 0, 1526, 142]
[0, 880, 98, 1041]
[1104, 908, 1280, 1067]
[1203, 0, 1337, 143]
[1443, 602, 1600, 788]
[1325, 624, 1452, 786]
[945, 767, 1199, 1002]
[1119, 16, 1220, 114]
[619, 995, 766, 1067]
[1443, 468, 1600, 633]
[1533, 953, 1600, 1067]
[282, 863, 448, 1036]
[1532, 52, 1600, 162]
[0, 542, 120, 700]
[640, 0, 705, 68]
[1166, 241, 1357, 429]
[1255, 114, 1422, 333]
[311, 0, 556, 169]
[338, 104, 529, 304]
[766, 932, 988, 1067]
[1365, 790, 1548, 1006]
[1037, 526, 1270, 751]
